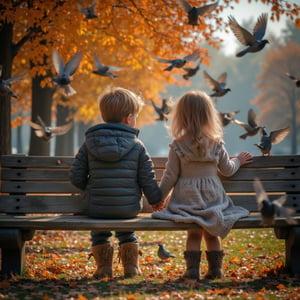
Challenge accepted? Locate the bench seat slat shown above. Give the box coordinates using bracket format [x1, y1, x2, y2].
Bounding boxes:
[0, 214, 299, 231]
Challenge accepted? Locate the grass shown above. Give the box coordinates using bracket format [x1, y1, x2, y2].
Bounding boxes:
[0, 229, 299, 299]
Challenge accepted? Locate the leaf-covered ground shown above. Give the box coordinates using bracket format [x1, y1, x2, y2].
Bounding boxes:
[0, 229, 299, 299]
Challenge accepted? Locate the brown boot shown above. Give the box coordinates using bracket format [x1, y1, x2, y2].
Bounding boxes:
[119, 242, 141, 278]
[204, 250, 224, 279]
[183, 251, 201, 280]
[91, 244, 113, 279]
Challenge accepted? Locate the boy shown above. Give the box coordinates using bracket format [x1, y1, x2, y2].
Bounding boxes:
[69, 87, 162, 279]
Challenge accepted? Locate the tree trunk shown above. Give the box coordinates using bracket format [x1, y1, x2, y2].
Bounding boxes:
[55, 96, 74, 156]
[0, 22, 13, 155]
[29, 73, 54, 156]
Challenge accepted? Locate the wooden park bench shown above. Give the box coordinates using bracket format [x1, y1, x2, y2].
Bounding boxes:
[0, 154, 299, 276]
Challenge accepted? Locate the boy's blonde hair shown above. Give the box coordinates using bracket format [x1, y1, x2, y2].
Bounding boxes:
[171, 90, 223, 142]
[99, 87, 143, 123]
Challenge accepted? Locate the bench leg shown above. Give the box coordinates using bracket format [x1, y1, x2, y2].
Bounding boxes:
[0, 229, 35, 276]
[274, 227, 300, 275]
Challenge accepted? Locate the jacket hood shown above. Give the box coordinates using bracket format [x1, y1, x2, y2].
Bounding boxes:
[85, 123, 139, 162]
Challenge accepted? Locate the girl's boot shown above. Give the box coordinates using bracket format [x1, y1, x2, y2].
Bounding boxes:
[183, 250, 201, 280]
[119, 242, 141, 278]
[91, 243, 114, 279]
[204, 250, 224, 279]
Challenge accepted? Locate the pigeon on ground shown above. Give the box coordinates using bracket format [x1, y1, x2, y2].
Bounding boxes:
[92, 53, 122, 78]
[253, 177, 296, 226]
[176, 0, 219, 25]
[182, 62, 200, 80]
[285, 72, 300, 88]
[203, 70, 231, 98]
[30, 115, 73, 143]
[52, 49, 82, 97]
[228, 13, 269, 57]
[77, 0, 98, 20]
[232, 109, 262, 139]
[157, 243, 176, 260]
[219, 110, 239, 127]
[151, 97, 173, 121]
[155, 49, 200, 71]
[0, 66, 26, 98]
[254, 126, 290, 156]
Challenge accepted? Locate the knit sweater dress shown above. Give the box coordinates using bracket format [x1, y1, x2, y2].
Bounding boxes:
[152, 136, 249, 238]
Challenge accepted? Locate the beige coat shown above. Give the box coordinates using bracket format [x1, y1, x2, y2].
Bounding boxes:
[152, 136, 249, 238]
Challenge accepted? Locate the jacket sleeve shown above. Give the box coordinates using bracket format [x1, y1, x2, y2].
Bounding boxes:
[137, 146, 161, 205]
[69, 143, 89, 190]
[217, 144, 241, 177]
[159, 146, 180, 201]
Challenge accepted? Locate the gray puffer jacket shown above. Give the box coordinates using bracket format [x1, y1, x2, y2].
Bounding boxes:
[69, 123, 161, 218]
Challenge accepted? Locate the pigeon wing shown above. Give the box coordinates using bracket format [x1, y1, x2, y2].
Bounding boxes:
[184, 49, 200, 62]
[29, 121, 43, 131]
[253, 13, 268, 40]
[196, 1, 219, 16]
[217, 72, 227, 85]
[269, 127, 290, 144]
[65, 51, 82, 76]
[228, 15, 257, 46]
[247, 109, 258, 128]
[253, 177, 269, 210]
[52, 49, 65, 75]
[203, 70, 220, 91]
[51, 122, 73, 136]
[155, 56, 174, 64]
[93, 53, 105, 69]
[175, 0, 192, 13]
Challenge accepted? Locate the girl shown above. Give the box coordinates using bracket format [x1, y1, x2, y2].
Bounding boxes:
[152, 90, 253, 280]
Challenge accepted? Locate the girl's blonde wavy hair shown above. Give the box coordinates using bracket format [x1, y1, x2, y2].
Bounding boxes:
[171, 90, 223, 143]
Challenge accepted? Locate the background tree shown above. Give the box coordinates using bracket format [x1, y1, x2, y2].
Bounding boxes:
[1, 0, 299, 155]
[252, 40, 300, 154]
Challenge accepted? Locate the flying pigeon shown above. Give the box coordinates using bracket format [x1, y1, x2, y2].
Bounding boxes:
[176, 0, 219, 26]
[228, 13, 269, 57]
[203, 70, 231, 98]
[285, 72, 300, 88]
[219, 110, 240, 127]
[52, 49, 82, 97]
[233, 109, 262, 139]
[253, 178, 296, 226]
[0, 66, 26, 98]
[254, 126, 290, 156]
[157, 243, 176, 260]
[92, 53, 122, 78]
[151, 97, 173, 121]
[30, 115, 73, 143]
[155, 49, 200, 71]
[77, 0, 98, 20]
[182, 62, 200, 80]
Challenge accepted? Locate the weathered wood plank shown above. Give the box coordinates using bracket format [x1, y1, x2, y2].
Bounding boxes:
[2, 180, 299, 194]
[2, 167, 300, 182]
[0, 155, 73, 168]
[0, 214, 298, 231]
[1, 182, 80, 193]
[2, 155, 300, 169]
[0, 195, 86, 213]
[1, 169, 72, 181]
[1, 194, 298, 214]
